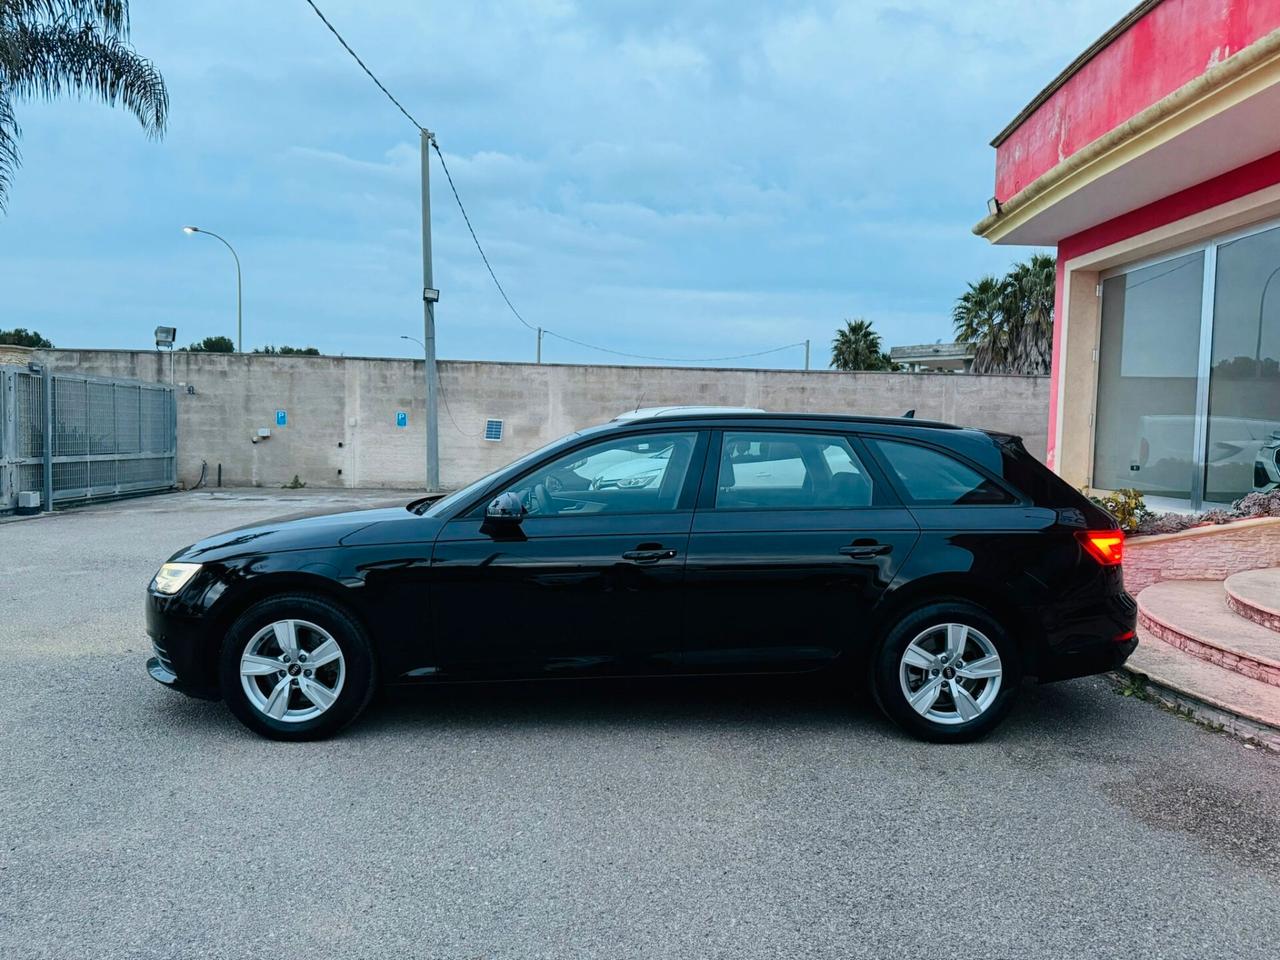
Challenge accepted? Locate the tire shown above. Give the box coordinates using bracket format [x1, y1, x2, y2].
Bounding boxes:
[871, 600, 1020, 743]
[219, 593, 376, 741]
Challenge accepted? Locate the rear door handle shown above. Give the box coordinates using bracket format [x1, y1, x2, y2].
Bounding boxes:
[839, 543, 891, 559]
[622, 548, 678, 563]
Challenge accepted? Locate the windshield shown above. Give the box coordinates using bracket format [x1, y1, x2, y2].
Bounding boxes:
[419, 434, 579, 517]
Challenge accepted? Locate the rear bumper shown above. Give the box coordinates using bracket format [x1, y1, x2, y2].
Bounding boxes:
[1028, 590, 1138, 683]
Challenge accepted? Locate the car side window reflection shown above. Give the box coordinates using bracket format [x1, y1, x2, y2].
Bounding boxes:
[499, 432, 699, 517]
[714, 432, 874, 509]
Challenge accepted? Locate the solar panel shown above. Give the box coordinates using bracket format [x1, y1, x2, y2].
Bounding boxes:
[484, 419, 504, 441]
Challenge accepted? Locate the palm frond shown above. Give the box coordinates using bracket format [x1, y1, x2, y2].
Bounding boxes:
[0, 91, 18, 210]
[5, 17, 166, 135]
[0, 2, 128, 36]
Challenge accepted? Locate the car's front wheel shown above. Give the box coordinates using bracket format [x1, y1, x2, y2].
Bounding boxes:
[219, 593, 376, 741]
[872, 601, 1020, 743]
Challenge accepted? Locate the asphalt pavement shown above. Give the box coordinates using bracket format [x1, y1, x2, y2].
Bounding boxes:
[2, 490, 1279, 960]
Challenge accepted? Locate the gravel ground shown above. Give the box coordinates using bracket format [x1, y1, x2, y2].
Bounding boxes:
[2, 490, 1279, 960]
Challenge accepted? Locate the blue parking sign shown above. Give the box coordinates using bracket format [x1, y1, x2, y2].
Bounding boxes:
[275, 409, 287, 427]
[395, 411, 408, 428]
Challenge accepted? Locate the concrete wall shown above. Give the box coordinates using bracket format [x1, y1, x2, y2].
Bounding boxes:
[35, 349, 1049, 490]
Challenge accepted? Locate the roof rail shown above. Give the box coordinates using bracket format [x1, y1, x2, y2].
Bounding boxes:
[612, 405, 766, 422]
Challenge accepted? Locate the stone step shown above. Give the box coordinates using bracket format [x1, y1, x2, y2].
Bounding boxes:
[1127, 627, 1280, 744]
[1136, 579, 1280, 688]
[1224, 568, 1280, 633]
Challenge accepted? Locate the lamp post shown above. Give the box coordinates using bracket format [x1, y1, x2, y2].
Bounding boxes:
[183, 225, 243, 352]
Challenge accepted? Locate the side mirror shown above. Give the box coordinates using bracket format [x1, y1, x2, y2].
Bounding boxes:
[485, 491, 526, 522]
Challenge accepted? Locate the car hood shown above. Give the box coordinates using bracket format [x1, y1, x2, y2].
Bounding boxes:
[171, 505, 445, 562]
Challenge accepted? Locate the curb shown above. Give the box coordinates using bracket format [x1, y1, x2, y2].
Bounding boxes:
[1111, 668, 1280, 753]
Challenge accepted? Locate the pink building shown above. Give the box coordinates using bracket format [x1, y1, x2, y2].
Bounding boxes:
[976, 0, 1280, 509]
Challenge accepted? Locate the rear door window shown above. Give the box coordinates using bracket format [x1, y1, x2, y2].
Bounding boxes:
[715, 432, 875, 509]
[869, 439, 1014, 506]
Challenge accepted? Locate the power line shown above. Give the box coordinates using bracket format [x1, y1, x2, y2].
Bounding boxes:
[430, 140, 535, 332]
[542, 330, 807, 364]
[302, 0, 425, 131]
[302, 0, 809, 369]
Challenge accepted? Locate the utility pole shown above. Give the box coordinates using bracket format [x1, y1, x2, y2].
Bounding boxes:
[804, 339, 810, 371]
[536, 327, 543, 364]
[420, 128, 440, 491]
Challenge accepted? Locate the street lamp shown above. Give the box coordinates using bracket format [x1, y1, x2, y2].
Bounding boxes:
[183, 225, 243, 352]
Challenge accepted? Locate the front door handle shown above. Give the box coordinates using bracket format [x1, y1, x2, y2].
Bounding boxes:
[839, 542, 892, 559]
[622, 547, 678, 563]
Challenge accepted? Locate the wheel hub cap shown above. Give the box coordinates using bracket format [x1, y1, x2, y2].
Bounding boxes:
[898, 622, 1002, 726]
[239, 618, 346, 724]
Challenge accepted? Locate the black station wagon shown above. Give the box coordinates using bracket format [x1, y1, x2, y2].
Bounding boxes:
[147, 407, 1137, 742]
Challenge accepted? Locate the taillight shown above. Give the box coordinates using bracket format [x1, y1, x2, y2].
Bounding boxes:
[1076, 529, 1124, 566]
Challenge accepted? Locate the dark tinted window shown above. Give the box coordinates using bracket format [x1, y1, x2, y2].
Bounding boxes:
[872, 439, 1014, 506]
[715, 432, 874, 509]
[995, 437, 1081, 507]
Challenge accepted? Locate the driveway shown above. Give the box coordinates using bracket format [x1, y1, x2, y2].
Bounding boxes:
[2, 490, 1279, 959]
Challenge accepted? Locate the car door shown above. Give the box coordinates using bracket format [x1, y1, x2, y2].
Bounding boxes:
[681, 428, 919, 673]
[430, 429, 709, 679]
[860, 435, 1055, 596]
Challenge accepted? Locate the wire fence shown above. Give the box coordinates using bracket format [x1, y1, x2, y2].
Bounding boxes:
[1, 366, 176, 512]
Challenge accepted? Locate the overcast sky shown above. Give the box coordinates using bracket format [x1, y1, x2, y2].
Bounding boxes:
[0, 1, 1124, 367]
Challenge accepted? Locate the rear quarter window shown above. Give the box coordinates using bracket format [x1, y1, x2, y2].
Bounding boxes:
[870, 438, 1015, 506]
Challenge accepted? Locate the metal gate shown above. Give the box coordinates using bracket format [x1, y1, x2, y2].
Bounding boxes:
[0, 365, 176, 512]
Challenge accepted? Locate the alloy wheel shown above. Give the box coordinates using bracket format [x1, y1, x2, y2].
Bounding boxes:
[898, 622, 1003, 726]
[239, 619, 346, 724]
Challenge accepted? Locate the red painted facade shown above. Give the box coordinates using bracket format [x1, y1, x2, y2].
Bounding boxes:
[995, 0, 1280, 202]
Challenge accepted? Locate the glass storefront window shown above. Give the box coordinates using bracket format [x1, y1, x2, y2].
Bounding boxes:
[1094, 252, 1204, 499]
[1206, 226, 1280, 503]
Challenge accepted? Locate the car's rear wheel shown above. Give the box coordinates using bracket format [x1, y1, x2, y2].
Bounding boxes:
[872, 601, 1020, 743]
[219, 593, 376, 741]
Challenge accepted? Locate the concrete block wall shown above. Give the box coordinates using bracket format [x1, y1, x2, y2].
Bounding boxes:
[36, 349, 1049, 490]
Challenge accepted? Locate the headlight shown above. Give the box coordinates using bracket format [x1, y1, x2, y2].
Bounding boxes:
[151, 562, 202, 595]
[615, 472, 661, 488]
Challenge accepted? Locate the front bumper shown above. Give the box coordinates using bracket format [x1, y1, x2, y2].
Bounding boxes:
[145, 591, 220, 700]
[1029, 590, 1138, 683]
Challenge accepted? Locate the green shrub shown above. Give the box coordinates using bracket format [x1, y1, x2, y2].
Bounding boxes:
[1087, 488, 1151, 533]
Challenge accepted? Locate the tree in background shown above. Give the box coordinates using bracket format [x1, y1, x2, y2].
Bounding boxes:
[254, 345, 320, 356]
[0, 1, 167, 210]
[830, 318, 894, 372]
[952, 253, 1055, 375]
[184, 335, 234, 353]
[0, 326, 51, 347]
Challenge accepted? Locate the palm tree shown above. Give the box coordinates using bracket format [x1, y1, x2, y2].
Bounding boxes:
[0, 1, 167, 209]
[952, 254, 1055, 375]
[952, 275, 1006, 373]
[830, 318, 892, 372]
[1004, 253, 1055, 375]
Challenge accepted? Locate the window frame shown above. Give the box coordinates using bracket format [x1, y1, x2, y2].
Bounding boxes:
[861, 435, 1026, 508]
[696, 428, 898, 512]
[461, 427, 711, 521]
